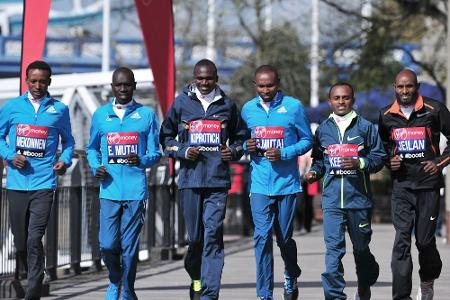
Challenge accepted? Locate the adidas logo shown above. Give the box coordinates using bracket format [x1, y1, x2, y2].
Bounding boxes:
[277, 106, 287, 113]
[105, 116, 112, 122]
[46, 106, 57, 113]
[130, 112, 141, 119]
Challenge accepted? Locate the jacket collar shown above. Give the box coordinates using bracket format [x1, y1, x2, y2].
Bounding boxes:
[255, 90, 284, 108]
[386, 95, 424, 117]
[24, 91, 52, 107]
[106, 98, 139, 117]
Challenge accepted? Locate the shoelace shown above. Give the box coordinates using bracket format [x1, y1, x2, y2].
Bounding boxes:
[284, 277, 298, 293]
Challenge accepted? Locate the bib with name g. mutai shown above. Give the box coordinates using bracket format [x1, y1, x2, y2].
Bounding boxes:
[254, 126, 284, 156]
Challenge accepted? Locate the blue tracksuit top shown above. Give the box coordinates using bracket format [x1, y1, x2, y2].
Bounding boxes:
[0, 92, 75, 190]
[241, 92, 313, 196]
[86, 100, 161, 201]
[160, 84, 246, 189]
[310, 114, 387, 209]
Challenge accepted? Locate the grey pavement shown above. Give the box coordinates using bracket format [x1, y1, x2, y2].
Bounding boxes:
[44, 224, 450, 300]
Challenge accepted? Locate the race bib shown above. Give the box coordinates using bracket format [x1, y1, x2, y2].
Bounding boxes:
[391, 127, 426, 159]
[189, 120, 221, 151]
[326, 143, 358, 175]
[106, 132, 138, 164]
[15, 124, 48, 158]
[254, 126, 284, 157]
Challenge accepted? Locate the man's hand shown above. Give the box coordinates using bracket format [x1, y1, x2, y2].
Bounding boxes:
[221, 145, 232, 161]
[390, 155, 402, 171]
[340, 157, 359, 170]
[246, 138, 257, 153]
[304, 171, 318, 184]
[421, 160, 439, 175]
[186, 147, 201, 161]
[126, 153, 140, 166]
[12, 154, 27, 169]
[95, 166, 108, 181]
[53, 160, 67, 175]
[265, 148, 281, 162]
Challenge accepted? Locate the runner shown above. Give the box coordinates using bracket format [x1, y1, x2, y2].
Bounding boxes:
[378, 69, 450, 300]
[87, 67, 161, 300]
[0, 60, 75, 299]
[305, 82, 386, 300]
[242, 65, 313, 300]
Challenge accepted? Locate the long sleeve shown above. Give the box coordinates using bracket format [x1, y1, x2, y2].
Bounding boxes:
[280, 103, 313, 160]
[227, 102, 246, 161]
[0, 102, 15, 162]
[58, 106, 75, 166]
[360, 123, 387, 173]
[159, 100, 190, 160]
[309, 131, 326, 179]
[140, 112, 162, 168]
[86, 111, 102, 175]
[436, 103, 450, 168]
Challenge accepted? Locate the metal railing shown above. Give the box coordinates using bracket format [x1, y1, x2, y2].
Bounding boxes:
[0, 153, 186, 280]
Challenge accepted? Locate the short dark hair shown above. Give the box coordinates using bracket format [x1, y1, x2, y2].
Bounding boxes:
[26, 60, 52, 78]
[328, 82, 355, 99]
[254, 65, 280, 82]
[112, 66, 135, 82]
[194, 59, 218, 76]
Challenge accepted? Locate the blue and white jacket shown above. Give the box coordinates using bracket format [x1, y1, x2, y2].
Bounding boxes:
[87, 100, 161, 201]
[310, 112, 387, 209]
[160, 84, 246, 189]
[0, 92, 75, 190]
[241, 92, 313, 196]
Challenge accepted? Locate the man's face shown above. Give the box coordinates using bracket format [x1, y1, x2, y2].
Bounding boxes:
[254, 71, 279, 102]
[26, 69, 51, 99]
[394, 72, 419, 106]
[111, 71, 136, 104]
[328, 85, 354, 116]
[194, 65, 218, 95]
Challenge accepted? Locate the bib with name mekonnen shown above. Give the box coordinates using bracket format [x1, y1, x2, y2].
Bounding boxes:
[15, 124, 48, 158]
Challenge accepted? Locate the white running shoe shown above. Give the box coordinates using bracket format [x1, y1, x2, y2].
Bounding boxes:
[416, 280, 434, 300]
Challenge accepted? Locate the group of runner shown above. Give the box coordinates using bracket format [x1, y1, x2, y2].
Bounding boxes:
[0, 59, 449, 300]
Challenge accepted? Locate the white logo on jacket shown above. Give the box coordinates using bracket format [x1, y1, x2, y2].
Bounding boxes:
[277, 106, 287, 113]
[130, 112, 141, 119]
[46, 106, 57, 113]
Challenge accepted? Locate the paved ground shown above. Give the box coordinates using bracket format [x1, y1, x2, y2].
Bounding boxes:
[43, 224, 450, 299]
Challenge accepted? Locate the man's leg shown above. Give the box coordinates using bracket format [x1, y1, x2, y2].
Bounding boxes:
[201, 189, 227, 300]
[99, 199, 122, 294]
[390, 187, 415, 300]
[274, 194, 301, 299]
[120, 200, 146, 300]
[321, 208, 346, 300]
[179, 189, 203, 298]
[26, 189, 54, 300]
[8, 190, 30, 280]
[347, 209, 379, 299]
[250, 193, 276, 299]
[415, 190, 442, 282]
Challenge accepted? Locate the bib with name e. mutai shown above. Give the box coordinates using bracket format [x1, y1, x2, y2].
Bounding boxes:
[107, 132, 138, 164]
[15, 124, 48, 158]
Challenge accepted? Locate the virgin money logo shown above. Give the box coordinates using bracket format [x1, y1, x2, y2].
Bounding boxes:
[254, 127, 267, 138]
[107, 132, 138, 144]
[190, 120, 221, 132]
[393, 128, 408, 140]
[107, 133, 121, 144]
[328, 144, 338, 156]
[17, 124, 31, 136]
[16, 124, 48, 138]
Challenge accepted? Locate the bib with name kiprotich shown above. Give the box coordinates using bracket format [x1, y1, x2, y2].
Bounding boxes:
[189, 120, 222, 151]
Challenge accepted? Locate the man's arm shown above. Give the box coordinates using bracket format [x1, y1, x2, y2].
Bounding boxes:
[159, 100, 192, 160]
[359, 122, 388, 173]
[86, 111, 103, 176]
[0, 102, 17, 162]
[280, 103, 313, 160]
[305, 131, 325, 182]
[57, 106, 75, 168]
[435, 103, 450, 170]
[139, 111, 162, 168]
[226, 102, 246, 161]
